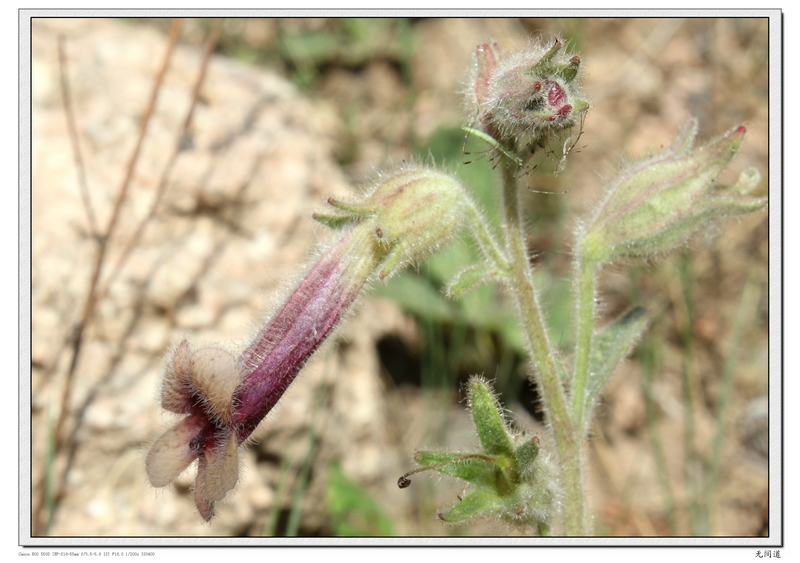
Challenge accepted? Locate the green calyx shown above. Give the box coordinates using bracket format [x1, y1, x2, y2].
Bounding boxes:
[398, 378, 557, 528]
[313, 166, 466, 279]
[527, 40, 581, 84]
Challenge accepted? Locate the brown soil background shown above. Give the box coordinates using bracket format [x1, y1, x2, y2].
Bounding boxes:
[29, 17, 770, 539]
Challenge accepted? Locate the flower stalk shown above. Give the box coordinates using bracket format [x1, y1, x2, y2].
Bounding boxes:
[499, 159, 587, 535]
[570, 257, 598, 431]
[570, 120, 767, 436]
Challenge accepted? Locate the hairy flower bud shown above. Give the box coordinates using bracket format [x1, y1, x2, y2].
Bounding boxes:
[314, 166, 466, 279]
[147, 167, 467, 520]
[579, 119, 767, 265]
[468, 38, 590, 151]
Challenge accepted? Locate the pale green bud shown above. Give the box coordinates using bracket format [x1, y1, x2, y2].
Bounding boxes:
[580, 119, 767, 265]
[314, 166, 466, 279]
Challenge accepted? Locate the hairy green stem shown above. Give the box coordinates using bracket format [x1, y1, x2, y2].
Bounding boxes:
[571, 255, 597, 431]
[463, 195, 511, 272]
[499, 163, 587, 535]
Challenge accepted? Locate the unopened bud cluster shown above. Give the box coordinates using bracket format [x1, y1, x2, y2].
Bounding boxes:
[468, 38, 589, 151]
[147, 166, 466, 520]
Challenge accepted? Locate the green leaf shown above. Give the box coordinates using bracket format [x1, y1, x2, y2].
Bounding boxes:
[438, 489, 504, 523]
[586, 307, 648, 410]
[514, 436, 540, 472]
[461, 126, 523, 167]
[446, 263, 503, 299]
[469, 379, 515, 457]
[326, 461, 395, 536]
[414, 450, 499, 489]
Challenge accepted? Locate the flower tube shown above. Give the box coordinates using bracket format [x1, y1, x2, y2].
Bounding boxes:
[146, 166, 467, 520]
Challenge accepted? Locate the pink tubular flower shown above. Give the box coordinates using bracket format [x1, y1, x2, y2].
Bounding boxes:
[232, 225, 382, 441]
[146, 166, 466, 520]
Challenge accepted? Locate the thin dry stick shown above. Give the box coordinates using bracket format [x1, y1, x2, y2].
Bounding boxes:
[58, 36, 98, 238]
[34, 19, 185, 535]
[100, 18, 222, 299]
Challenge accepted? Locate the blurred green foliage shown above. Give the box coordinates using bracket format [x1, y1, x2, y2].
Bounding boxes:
[326, 461, 395, 536]
[272, 18, 415, 90]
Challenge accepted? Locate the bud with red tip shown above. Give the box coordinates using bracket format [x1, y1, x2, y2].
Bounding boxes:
[579, 119, 767, 265]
